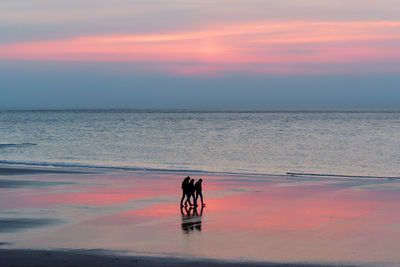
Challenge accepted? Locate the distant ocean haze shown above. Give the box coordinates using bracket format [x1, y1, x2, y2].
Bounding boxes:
[0, 109, 399, 177]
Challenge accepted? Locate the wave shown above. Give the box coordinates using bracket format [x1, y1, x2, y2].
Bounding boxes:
[0, 160, 288, 178]
[0, 143, 37, 149]
[0, 160, 399, 180]
[0, 160, 225, 174]
[287, 172, 400, 180]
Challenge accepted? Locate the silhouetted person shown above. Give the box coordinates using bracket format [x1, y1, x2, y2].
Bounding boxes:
[184, 179, 195, 206]
[180, 176, 191, 206]
[194, 178, 205, 206]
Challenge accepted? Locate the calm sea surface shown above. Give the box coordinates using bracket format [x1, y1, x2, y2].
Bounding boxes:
[0, 109, 399, 177]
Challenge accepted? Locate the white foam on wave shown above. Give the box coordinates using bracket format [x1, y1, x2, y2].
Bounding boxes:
[0, 160, 286, 177]
[1, 160, 397, 180]
[0, 160, 211, 174]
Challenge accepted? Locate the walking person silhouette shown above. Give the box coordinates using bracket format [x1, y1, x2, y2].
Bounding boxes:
[194, 179, 205, 207]
[184, 179, 195, 206]
[180, 176, 191, 207]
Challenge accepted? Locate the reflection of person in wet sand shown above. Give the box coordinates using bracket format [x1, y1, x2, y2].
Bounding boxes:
[180, 176, 191, 206]
[194, 179, 205, 207]
[180, 205, 203, 233]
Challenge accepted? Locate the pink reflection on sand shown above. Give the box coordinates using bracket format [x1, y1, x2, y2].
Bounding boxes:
[3, 172, 400, 264]
[203, 182, 400, 236]
[92, 203, 179, 225]
[21, 187, 161, 206]
[1, 174, 180, 209]
[55, 178, 400, 263]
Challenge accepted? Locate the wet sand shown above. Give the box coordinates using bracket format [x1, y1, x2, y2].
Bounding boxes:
[0, 249, 347, 267]
[1, 165, 400, 266]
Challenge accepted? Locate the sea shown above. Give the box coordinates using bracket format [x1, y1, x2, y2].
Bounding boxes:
[0, 109, 399, 177]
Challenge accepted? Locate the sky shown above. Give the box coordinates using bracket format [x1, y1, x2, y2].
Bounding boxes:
[1, 0, 400, 108]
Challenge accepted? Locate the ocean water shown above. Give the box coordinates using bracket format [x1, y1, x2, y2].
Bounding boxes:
[0, 109, 399, 177]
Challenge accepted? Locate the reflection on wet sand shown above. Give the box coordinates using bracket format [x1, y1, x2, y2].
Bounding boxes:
[2, 170, 400, 265]
[180, 206, 203, 233]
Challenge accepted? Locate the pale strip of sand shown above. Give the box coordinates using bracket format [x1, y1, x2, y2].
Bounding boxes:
[0, 249, 352, 267]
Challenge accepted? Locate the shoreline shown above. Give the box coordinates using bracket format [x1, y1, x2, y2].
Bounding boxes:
[0, 161, 283, 177]
[1, 162, 398, 181]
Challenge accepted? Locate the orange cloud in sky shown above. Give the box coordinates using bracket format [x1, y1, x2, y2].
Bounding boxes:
[1, 20, 399, 75]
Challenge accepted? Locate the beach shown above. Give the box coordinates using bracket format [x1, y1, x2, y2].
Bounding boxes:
[2, 0, 400, 264]
[0, 249, 344, 267]
[1, 165, 400, 266]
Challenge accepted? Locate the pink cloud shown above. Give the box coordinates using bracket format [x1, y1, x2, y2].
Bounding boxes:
[1, 20, 399, 75]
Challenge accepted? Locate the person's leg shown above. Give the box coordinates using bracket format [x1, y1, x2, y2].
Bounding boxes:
[180, 191, 186, 206]
[192, 193, 196, 206]
[194, 192, 198, 206]
[200, 192, 204, 205]
[184, 205, 191, 215]
[193, 205, 198, 215]
[186, 193, 192, 206]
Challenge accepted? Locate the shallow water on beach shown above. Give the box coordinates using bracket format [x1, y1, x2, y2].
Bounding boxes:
[1, 170, 400, 266]
[0, 109, 399, 177]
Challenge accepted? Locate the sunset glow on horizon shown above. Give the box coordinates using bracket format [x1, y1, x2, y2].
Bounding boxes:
[1, 20, 400, 75]
[2, 1, 400, 107]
